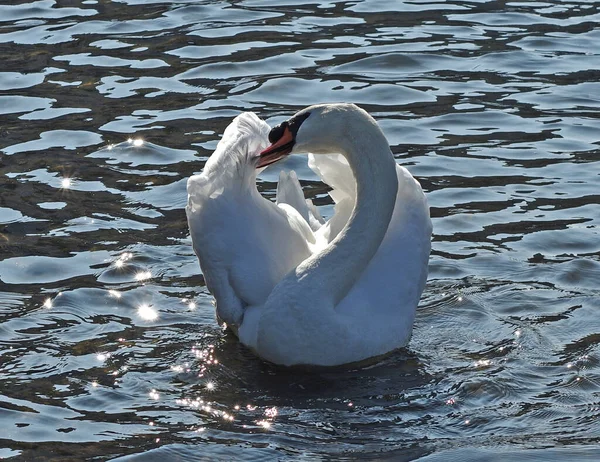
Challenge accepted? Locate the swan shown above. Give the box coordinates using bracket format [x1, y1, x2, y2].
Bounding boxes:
[186, 103, 432, 367]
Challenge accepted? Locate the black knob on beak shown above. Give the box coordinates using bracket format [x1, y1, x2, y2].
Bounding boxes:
[268, 122, 288, 144]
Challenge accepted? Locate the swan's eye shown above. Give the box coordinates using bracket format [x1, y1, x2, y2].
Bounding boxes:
[268, 122, 288, 144]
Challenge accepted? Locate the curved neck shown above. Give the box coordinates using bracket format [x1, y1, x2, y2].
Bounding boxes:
[296, 118, 398, 305]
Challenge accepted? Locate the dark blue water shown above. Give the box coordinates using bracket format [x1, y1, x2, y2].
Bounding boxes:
[1, 0, 599, 460]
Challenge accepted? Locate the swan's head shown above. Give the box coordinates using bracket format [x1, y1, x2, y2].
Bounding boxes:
[258, 103, 362, 168]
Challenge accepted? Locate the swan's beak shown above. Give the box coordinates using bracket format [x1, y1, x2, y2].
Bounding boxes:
[257, 126, 294, 168]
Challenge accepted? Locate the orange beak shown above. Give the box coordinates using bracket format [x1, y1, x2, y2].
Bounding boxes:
[257, 126, 295, 168]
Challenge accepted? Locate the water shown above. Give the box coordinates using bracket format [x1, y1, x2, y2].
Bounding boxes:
[1, 0, 599, 460]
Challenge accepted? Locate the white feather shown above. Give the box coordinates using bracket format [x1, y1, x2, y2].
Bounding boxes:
[187, 105, 432, 366]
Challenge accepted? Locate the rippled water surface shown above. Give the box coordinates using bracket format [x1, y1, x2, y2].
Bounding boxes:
[1, 0, 600, 460]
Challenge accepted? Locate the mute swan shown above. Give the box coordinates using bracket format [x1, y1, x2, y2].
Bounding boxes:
[186, 103, 432, 366]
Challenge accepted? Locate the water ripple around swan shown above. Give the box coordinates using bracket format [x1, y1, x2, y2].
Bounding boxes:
[0, 0, 599, 460]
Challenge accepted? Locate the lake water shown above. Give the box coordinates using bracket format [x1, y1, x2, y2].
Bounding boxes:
[1, 0, 599, 460]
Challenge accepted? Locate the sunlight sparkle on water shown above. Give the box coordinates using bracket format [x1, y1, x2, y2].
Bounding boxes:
[97, 353, 110, 362]
[474, 359, 492, 368]
[43, 298, 53, 308]
[259, 420, 273, 430]
[109, 290, 121, 299]
[135, 271, 152, 281]
[138, 304, 158, 321]
[251, 406, 278, 430]
[114, 252, 133, 269]
[61, 177, 72, 189]
[257, 420, 271, 429]
[174, 397, 243, 424]
[128, 137, 144, 147]
[206, 381, 215, 391]
[264, 407, 278, 418]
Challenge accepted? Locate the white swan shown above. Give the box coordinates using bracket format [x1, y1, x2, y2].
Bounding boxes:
[186, 103, 432, 367]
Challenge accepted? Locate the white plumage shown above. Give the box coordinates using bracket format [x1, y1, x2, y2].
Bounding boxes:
[186, 104, 432, 366]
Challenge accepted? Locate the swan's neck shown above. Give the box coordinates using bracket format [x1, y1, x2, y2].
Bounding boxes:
[296, 118, 398, 304]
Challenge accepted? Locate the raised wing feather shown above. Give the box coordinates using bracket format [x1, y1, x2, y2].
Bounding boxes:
[186, 113, 315, 327]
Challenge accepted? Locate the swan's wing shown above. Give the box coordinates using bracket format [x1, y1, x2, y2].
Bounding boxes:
[308, 152, 355, 203]
[276, 170, 324, 232]
[335, 165, 432, 342]
[306, 152, 356, 242]
[187, 112, 314, 326]
[188, 192, 313, 325]
[188, 197, 247, 327]
[305, 198, 326, 230]
[276, 170, 309, 222]
[313, 196, 353, 243]
[201, 112, 269, 185]
[187, 112, 269, 326]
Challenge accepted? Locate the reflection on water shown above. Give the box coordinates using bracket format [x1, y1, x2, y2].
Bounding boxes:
[1, 0, 599, 460]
